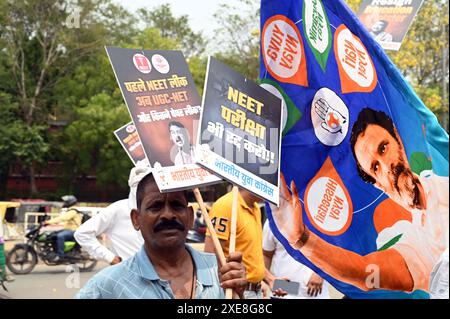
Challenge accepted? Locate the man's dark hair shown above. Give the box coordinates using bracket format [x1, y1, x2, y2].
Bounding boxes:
[136, 173, 156, 210]
[350, 108, 399, 184]
[135, 173, 188, 211]
[168, 121, 185, 132]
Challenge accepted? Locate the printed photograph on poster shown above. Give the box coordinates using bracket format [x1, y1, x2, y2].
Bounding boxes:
[113, 121, 149, 167]
[357, 0, 425, 51]
[196, 56, 282, 205]
[106, 47, 221, 191]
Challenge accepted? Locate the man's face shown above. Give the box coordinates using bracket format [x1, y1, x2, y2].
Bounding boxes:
[371, 21, 386, 33]
[354, 124, 421, 210]
[169, 125, 186, 148]
[131, 180, 192, 250]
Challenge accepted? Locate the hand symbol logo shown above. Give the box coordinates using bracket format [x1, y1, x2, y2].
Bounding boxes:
[314, 98, 347, 134]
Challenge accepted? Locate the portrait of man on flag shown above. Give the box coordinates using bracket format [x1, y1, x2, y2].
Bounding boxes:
[271, 107, 448, 296]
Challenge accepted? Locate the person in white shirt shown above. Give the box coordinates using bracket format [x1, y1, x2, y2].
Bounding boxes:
[74, 166, 145, 264]
[262, 220, 329, 299]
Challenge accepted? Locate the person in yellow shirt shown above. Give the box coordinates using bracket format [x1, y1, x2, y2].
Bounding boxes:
[44, 195, 82, 262]
[204, 189, 265, 299]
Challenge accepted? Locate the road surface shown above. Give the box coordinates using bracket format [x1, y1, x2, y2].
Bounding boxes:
[0, 262, 108, 299]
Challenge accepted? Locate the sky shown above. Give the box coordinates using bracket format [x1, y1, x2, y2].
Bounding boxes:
[114, 0, 243, 38]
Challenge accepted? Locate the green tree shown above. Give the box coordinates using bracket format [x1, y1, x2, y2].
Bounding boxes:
[212, 0, 260, 81]
[137, 4, 205, 58]
[0, 0, 137, 195]
[0, 93, 48, 198]
[59, 92, 132, 194]
[57, 27, 186, 193]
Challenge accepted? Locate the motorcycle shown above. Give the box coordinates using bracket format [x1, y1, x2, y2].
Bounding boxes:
[6, 223, 97, 274]
[186, 209, 207, 243]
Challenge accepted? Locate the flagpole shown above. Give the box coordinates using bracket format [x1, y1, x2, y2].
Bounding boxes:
[193, 188, 226, 266]
[225, 185, 239, 299]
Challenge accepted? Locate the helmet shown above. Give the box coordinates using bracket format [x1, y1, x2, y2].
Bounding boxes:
[61, 195, 78, 208]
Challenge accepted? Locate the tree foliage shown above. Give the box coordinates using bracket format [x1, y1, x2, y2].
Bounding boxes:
[0, 0, 447, 199]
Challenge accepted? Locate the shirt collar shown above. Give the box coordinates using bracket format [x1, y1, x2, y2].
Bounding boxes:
[136, 245, 214, 286]
[136, 246, 160, 281]
[237, 193, 259, 215]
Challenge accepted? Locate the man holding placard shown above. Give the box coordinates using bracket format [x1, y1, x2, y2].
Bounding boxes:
[107, 47, 237, 298]
[76, 169, 247, 299]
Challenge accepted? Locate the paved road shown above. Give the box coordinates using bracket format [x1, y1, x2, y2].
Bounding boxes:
[0, 261, 108, 299]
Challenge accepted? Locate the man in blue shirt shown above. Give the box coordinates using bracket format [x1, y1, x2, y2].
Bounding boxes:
[76, 168, 247, 299]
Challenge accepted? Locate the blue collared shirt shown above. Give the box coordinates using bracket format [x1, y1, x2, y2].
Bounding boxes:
[76, 245, 224, 299]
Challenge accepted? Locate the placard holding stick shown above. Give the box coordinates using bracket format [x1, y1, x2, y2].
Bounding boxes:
[225, 185, 240, 299]
[192, 188, 226, 266]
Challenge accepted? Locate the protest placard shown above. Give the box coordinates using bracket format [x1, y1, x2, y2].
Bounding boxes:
[357, 0, 425, 51]
[196, 57, 282, 205]
[114, 121, 149, 166]
[106, 47, 221, 192]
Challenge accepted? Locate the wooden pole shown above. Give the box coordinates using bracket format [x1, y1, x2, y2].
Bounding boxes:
[225, 185, 239, 299]
[193, 188, 226, 266]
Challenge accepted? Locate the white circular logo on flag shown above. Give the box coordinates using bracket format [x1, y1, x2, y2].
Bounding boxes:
[132, 53, 151, 74]
[151, 54, 170, 74]
[306, 177, 351, 235]
[311, 88, 349, 146]
[262, 17, 302, 79]
[336, 27, 375, 89]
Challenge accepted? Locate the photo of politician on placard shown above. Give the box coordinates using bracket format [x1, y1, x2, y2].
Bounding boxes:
[196, 57, 282, 205]
[106, 47, 221, 192]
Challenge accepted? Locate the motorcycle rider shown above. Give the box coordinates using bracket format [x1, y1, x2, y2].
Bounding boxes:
[44, 195, 82, 262]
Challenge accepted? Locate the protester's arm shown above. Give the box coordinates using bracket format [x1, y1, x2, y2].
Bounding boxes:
[272, 174, 414, 292]
[204, 199, 232, 254]
[46, 210, 77, 225]
[263, 249, 275, 287]
[262, 221, 277, 288]
[306, 272, 324, 297]
[74, 209, 118, 264]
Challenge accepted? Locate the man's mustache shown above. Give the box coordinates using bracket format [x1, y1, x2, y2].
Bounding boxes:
[392, 162, 407, 193]
[154, 219, 185, 232]
[392, 161, 420, 205]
